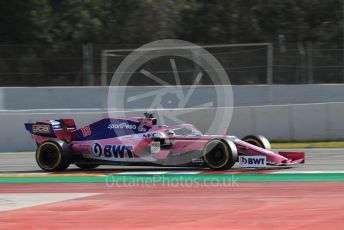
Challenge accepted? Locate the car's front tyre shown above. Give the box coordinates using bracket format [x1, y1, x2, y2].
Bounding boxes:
[203, 139, 238, 170]
[36, 139, 72, 172]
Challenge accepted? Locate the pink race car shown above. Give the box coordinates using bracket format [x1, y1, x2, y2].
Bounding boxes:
[25, 112, 304, 172]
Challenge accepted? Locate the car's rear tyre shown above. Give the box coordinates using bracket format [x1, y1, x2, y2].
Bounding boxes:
[242, 135, 271, 150]
[36, 139, 71, 172]
[203, 139, 238, 170]
[75, 163, 100, 170]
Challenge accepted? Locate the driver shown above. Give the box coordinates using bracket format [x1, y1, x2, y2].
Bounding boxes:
[167, 130, 175, 136]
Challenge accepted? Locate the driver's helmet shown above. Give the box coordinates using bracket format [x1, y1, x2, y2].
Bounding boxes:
[167, 130, 175, 136]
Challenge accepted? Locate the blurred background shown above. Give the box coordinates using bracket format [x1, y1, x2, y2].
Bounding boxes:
[1, 0, 344, 151]
[0, 0, 343, 86]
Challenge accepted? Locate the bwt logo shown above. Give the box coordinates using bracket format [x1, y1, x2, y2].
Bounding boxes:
[239, 156, 266, 168]
[91, 143, 134, 158]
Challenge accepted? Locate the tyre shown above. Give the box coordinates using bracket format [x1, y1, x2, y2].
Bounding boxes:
[36, 139, 72, 172]
[75, 163, 99, 170]
[203, 139, 238, 170]
[242, 135, 271, 150]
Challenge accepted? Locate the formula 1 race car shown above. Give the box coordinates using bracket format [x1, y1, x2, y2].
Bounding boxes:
[25, 112, 305, 172]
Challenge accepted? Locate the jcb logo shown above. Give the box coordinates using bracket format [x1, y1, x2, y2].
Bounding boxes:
[32, 125, 50, 134]
[91, 143, 135, 158]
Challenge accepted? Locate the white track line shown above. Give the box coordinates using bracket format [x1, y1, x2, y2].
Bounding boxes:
[0, 193, 99, 212]
[271, 170, 344, 174]
[117, 171, 202, 175]
[117, 171, 168, 175]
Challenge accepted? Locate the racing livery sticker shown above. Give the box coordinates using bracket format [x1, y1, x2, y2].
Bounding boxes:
[239, 155, 266, 168]
[81, 125, 92, 137]
[108, 123, 137, 130]
[150, 142, 160, 154]
[32, 125, 51, 134]
[143, 133, 157, 139]
[91, 143, 135, 158]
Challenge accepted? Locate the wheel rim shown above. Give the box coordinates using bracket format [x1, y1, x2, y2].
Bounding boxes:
[203, 140, 230, 169]
[37, 143, 61, 170]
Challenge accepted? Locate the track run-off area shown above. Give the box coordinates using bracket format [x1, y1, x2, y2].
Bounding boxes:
[0, 149, 344, 229]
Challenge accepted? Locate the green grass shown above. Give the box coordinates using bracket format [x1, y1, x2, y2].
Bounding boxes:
[272, 140, 344, 149]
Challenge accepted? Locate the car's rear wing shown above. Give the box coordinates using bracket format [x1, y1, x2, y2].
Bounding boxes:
[25, 119, 76, 143]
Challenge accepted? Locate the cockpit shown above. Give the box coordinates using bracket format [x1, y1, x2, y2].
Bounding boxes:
[165, 125, 203, 137]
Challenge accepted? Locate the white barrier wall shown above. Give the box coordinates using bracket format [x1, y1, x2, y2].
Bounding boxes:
[1, 84, 344, 151]
[2, 102, 344, 152]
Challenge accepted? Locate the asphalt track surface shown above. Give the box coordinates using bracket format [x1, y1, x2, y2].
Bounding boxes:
[1, 149, 344, 229]
[0, 182, 343, 230]
[0, 148, 344, 173]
